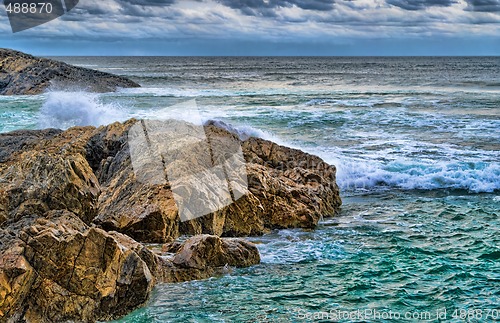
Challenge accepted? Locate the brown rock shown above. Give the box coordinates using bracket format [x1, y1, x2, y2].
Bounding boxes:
[156, 235, 260, 283]
[0, 127, 100, 226]
[0, 214, 260, 322]
[89, 120, 341, 241]
[0, 128, 61, 163]
[0, 48, 140, 95]
[173, 234, 260, 270]
[0, 118, 340, 321]
[0, 210, 155, 322]
[241, 134, 341, 228]
[185, 123, 342, 236]
[88, 121, 180, 243]
[0, 118, 340, 239]
[0, 239, 36, 320]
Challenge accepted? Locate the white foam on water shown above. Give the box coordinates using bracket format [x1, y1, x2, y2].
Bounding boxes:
[320, 152, 500, 194]
[195, 118, 500, 195]
[137, 100, 206, 125]
[203, 120, 499, 194]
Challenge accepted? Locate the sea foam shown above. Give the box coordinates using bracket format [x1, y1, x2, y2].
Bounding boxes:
[35, 91, 499, 194]
[38, 91, 126, 129]
[208, 124, 499, 194]
[324, 154, 500, 194]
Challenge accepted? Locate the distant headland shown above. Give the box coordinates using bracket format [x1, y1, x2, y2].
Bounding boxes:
[0, 48, 140, 95]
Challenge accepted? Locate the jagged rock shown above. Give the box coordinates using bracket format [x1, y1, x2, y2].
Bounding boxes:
[0, 237, 36, 321]
[210, 123, 342, 236]
[0, 127, 100, 226]
[0, 49, 140, 95]
[0, 211, 259, 322]
[89, 120, 341, 241]
[0, 210, 154, 322]
[153, 235, 261, 283]
[0, 128, 61, 163]
[0, 119, 340, 240]
[87, 120, 180, 243]
[23, 211, 154, 322]
[0, 119, 341, 321]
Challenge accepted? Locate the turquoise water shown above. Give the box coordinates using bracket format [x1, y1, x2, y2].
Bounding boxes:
[0, 57, 499, 322]
[114, 193, 499, 323]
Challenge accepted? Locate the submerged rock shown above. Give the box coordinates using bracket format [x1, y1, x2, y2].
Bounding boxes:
[0, 49, 140, 95]
[0, 119, 341, 321]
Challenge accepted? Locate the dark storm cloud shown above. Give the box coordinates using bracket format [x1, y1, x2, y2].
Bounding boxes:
[465, 0, 500, 12]
[386, 0, 456, 10]
[217, 0, 335, 16]
[284, 0, 335, 10]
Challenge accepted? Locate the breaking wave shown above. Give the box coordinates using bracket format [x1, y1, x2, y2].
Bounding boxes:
[38, 91, 126, 129]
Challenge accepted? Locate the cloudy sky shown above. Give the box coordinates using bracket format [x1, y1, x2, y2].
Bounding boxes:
[0, 0, 499, 55]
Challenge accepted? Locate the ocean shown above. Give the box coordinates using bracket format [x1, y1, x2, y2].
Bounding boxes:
[1, 57, 499, 322]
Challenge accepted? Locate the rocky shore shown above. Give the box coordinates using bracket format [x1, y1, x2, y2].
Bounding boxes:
[0, 49, 140, 95]
[0, 120, 341, 322]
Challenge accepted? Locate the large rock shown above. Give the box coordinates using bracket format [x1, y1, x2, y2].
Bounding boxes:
[0, 119, 341, 321]
[173, 234, 260, 271]
[0, 211, 259, 322]
[0, 128, 62, 163]
[0, 49, 140, 95]
[0, 232, 36, 321]
[0, 118, 341, 241]
[155, 235, 260, 283]
[87, 120, 181, 243]
[23, 211, 154, 322]
[89, 120, 342, 241]
[0, 127, 100, 226]
[0, 210, 154, 322]
[213, 122, 342, 236]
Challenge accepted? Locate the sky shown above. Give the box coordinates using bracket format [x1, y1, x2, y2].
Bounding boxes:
[0, 0, 499, 55]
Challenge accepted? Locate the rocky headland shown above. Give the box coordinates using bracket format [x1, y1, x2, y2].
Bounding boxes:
[0, 49, 140, 95]
[0, 120, 342, 322]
